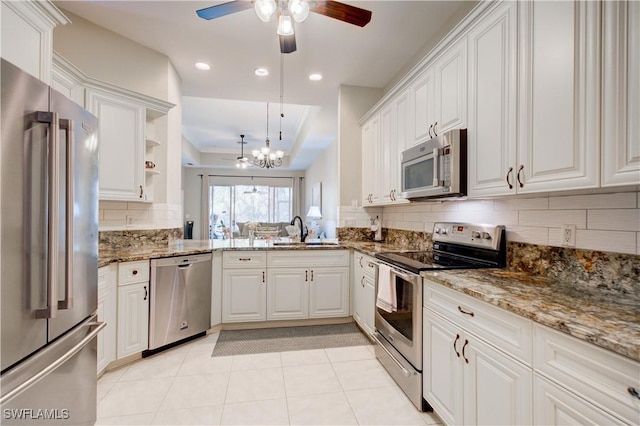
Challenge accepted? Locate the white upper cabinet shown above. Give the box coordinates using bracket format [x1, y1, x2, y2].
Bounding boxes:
[601, 0, 640, 187]
[408, 39, 466, 147]
[361, 114, 380, 206]
[1, 0, 68, 84]
[433, 39, 467, 135]
[87, 88, 147, 202]
[467, 1, 518, 197]
[516, 0, 600, 193]
[409, 69, 436, 147]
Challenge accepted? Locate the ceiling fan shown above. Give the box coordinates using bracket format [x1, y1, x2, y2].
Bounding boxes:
[196, 0, 372, 54]
[221, 134, 251, 168]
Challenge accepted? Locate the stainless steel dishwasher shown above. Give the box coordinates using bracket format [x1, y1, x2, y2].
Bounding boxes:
[148, 253, 212, 351]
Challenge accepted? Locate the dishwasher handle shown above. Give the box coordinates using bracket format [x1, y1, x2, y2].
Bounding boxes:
[151, 253, 212, 268]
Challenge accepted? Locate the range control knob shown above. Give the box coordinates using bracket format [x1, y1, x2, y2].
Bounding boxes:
[481, 232, 492, 240]
[434, 228, 441, 234]
[471, 231, 481, 239]
[440, 228, 448, 235]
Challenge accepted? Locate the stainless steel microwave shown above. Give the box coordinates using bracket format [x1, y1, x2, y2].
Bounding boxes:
[400, 128, 467, 201]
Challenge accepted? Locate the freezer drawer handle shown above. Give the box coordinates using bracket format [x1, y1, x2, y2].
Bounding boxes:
[0, 320, 106, 405]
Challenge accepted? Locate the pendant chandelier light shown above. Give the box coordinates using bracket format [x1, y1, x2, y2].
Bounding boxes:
[252, 102, 284, 169]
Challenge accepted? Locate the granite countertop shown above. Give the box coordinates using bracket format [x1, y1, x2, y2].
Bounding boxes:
[422, 269, 640, 362]
[98, 238, 409, 267]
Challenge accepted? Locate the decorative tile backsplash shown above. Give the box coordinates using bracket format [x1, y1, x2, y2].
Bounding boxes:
[339, 227, 640, 294]
[99, 228, 183, 251]
[338, 190, 640, 255]
[99, 201, 183, 231]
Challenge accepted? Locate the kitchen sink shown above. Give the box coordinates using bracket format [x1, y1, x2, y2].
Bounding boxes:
[271, 240, 340, 247]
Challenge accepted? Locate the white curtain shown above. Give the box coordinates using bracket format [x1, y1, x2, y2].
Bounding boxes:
[200, 175, 210, 239]
[293, 176, 305, 218]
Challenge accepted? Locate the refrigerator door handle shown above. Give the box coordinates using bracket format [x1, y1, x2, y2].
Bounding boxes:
[0, 319, 105, 406]
[33, 111, 60, 319]
[58, 118, 74, 310]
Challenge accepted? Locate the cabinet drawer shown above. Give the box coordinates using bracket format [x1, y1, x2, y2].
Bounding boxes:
[424, 280, 533, 364]
[362, 257, 378, 279]
[118, 260, 149, 285]
[533, 324, 639, 425]
[267, 250, 350, 268]
[223, 251, 267, 268]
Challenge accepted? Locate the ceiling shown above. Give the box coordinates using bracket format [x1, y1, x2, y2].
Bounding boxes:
[54, 0, 475, 170]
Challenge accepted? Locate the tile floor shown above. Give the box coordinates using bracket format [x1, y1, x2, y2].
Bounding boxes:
[96, 332, 443, 425]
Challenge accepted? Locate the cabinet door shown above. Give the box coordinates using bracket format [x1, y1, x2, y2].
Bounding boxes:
[222, 269, 266, 322]
[308, 267, 349, 318]
[533, 375, 626, 426]
[409, 69, 436, 147]
[434, 39, 467, 134]
[423, 309, 463, 426]
[391, 92, 410, 204]
[362, 275, 376, 336]
[87, 89, 146, 202]
[361, 115, 380, 205]
[267, 268, 309, 320]
[467, 1, 518, 197]
[117, 282, 149, 359]
[97, 265, 117, 374]
[463, 335, 533, 425]
[352, 254, 367, 327]
[517, 0, 600, 193]
[601, 0, 640, 187]
[379, 103, 395, 203]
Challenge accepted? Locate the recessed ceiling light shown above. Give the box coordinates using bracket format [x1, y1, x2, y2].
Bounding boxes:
[195, 62, 210, 71]
[255, 68, 269, 77]
[308, 73, 323, 81]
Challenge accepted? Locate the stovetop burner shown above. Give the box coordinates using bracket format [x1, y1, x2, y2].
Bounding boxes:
[375, 222, 506, 273]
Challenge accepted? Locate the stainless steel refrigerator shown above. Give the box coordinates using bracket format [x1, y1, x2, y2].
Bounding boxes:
[1, 59, 104, 425]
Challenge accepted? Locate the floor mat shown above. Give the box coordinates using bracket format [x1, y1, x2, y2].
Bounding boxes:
[212, 322, 372, 357]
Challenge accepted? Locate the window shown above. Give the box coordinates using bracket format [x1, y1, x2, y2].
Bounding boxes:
[209, 183, 292, 239]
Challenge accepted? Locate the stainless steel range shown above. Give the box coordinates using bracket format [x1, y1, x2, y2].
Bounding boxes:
[373, 222, 506, 411]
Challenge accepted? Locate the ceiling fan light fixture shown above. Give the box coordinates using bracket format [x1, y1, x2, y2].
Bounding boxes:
[276, 14, 294, 36]
[254, 0, 276, 22]
[289, 0, 309, 22]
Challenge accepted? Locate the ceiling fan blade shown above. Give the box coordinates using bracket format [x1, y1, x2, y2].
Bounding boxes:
[196, 1, 253, 20]
[310, 0, 372, 27]
[279, 33, 297, 54]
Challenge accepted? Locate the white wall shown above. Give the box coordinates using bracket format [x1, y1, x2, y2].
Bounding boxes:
[338, 189, 640, 255]
[305, 138, 338, 237]
[337, 85, 383, 207]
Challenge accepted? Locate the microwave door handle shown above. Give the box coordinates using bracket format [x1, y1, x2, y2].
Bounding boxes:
[432, 148, 440, 187]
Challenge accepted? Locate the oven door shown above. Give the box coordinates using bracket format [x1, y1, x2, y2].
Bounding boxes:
[375, 265, 422, 370]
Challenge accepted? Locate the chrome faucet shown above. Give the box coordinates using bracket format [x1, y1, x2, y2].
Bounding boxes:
[291, 216, 308, 242]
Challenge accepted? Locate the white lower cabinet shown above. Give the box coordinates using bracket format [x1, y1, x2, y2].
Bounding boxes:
[267, 268, 308, 320]
[423, 308, 532, 425]
[352, 252, 377, 336]
[308, 267, 349, 318]
[116, 260, 149, 359]
[97, 264, 117, 374]
[533, 323, 640, 425]
[222, 250, 350, 323]
[534, 374, 626, 426]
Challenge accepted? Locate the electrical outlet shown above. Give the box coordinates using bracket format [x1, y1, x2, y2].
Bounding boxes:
[561, 224, 576, 247]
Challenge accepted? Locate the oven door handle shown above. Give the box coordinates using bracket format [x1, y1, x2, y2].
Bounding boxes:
[372, 332, 412, 378]
[389, 268, 421, 284]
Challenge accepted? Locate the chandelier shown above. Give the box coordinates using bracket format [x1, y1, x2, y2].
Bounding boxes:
[252, 102, 284, 169]
[235, 134, 249, 169]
